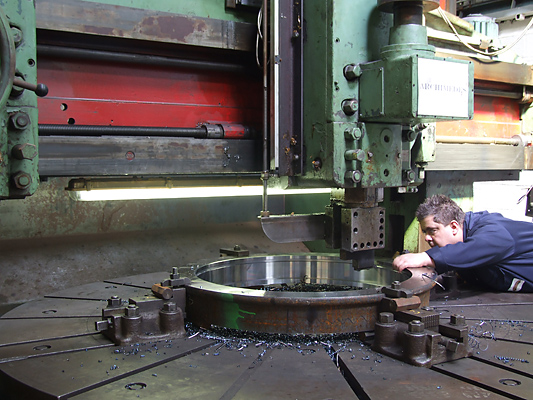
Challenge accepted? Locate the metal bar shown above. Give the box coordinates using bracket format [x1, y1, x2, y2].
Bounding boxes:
[261, 0, 269, 216]
[39, 124, 206, 138]
[436, 135, 522, 145]
[475, 87, 523, 99]
[37, 45, 249, 74]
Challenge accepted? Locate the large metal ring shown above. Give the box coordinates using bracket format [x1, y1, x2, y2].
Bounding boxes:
[185, 254, 436, 335]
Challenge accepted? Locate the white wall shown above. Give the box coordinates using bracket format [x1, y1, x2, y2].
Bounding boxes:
[473, 170, 533, 222]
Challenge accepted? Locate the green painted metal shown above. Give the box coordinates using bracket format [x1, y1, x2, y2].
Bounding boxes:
[301, 0, 473, 190]
[359, 55, 474, 124]
[301, 1, 393, 188]
[80, 0, 255, 23]
[0, 0, 39, 199]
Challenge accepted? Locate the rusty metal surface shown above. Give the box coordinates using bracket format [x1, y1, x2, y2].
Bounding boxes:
[35, 0, 255, 51]
[39, 136, 260, 177]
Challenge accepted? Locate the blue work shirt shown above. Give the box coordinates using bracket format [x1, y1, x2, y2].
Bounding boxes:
[426, 211, 533, 284]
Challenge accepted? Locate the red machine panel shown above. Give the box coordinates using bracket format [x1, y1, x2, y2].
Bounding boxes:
[37, 56, 262, 129]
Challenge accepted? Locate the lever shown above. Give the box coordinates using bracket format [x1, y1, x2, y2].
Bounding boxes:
[12, 77, 48, 97]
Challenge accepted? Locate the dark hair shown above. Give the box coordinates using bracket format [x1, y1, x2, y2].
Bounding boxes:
[416, 194, 465, 226]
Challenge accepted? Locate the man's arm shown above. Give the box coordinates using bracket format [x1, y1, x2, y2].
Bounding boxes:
[392, 252, 435, 272]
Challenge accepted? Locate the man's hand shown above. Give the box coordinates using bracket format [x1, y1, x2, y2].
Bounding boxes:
[392, 252, 435, 272]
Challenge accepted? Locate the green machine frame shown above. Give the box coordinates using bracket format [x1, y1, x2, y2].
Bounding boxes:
[0, 0, 39, 199]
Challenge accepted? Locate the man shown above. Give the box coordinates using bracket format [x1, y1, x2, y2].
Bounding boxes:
[392, 194, 533, 292]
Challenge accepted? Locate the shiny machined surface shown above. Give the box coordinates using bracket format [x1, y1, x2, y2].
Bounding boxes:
[185, 254, 436, 335]
[194, 254, 407, 292]
[0, 261, 532, 399]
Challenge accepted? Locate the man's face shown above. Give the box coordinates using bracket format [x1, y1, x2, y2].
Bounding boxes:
[419, 216, 462, 248]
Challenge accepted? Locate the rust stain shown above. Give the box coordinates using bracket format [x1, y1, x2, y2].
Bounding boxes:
[82, 25, 116, 36]
[138, 15, 201, 43]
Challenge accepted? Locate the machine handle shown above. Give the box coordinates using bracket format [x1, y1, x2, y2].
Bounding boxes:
[13, 77, 48, 97]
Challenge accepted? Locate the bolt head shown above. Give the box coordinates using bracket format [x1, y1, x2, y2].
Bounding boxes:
[171, 266, 180, 279]
[379, 312, 394, 324]
[107, 296, 122, 307]
[408, 320, 425, 333]
[342, 99, 358, 115]
[391, 280, 401, 289]
[343, 64, 362, 81]
[11, 143, 37, 160]
[404, 170, 416, 183]
[344, 170, 362, 183]
[11, 27, 23, 46]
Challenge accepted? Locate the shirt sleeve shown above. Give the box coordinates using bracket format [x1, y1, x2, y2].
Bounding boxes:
[425, 219, 515, 271]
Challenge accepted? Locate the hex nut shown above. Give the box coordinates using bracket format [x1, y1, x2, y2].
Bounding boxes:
[125, 305, 139, 317]
[379, 312, 394, 324]
[391, 280, 401, 290]
[9, 112, 30, 130]
[450, 314, 466, 326]
[162, 302, 177, 312]
[12, 172, 31, 189]
[408, 320, 425, 333]
[342, 99, 358, 115]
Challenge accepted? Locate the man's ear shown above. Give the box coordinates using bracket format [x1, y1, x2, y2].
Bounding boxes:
[449, 220, 461, 235]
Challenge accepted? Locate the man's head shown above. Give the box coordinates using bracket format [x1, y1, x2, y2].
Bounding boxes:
[416, 195, 465, 248]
